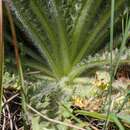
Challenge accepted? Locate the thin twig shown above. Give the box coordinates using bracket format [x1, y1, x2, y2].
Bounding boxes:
[2, 107, 6, 130]
[0, 0, 4, 115]
[90, 125, 99, 130]
[3, 96, 13, 130]
[25, 71, 41, 75]
[2, 93, 19, 108]
[27, 104, 87, 130]
[18, 127, 24, 130]
[14, 116, 18, 130]
[104, 0, 115, 129]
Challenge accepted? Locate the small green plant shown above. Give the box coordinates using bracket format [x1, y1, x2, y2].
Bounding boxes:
[12, 0, 128, 81]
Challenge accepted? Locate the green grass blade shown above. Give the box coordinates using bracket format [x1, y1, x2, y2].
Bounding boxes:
[75, 110, 125, 130]
[113, 19, 130, 76]
[75, 110, 114, 122]
[111, 113, 125, 130]
[104, 0, 115, 129]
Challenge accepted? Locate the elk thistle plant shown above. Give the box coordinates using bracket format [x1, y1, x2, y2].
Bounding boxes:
[11, 0, 130, 84]
[3, 0, 130, 130]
